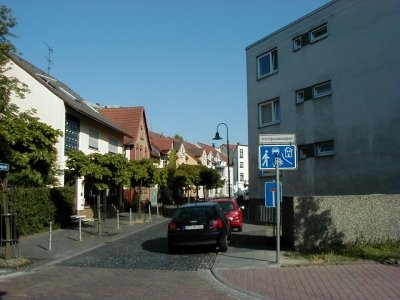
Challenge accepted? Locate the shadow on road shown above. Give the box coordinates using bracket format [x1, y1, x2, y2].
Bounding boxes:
[141, 237, 218, 255]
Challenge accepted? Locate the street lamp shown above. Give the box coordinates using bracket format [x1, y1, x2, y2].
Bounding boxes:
[212, 123, 231, 199]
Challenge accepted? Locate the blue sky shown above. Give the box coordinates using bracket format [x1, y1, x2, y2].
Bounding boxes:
[4, 0, 329, 146]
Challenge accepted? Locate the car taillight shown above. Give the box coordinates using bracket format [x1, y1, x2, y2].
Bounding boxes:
[212, 218, 224, 229]
[168, 221, 177, 231]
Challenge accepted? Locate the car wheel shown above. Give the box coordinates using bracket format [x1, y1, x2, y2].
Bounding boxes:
[237, 226, 243, 232]
[219, 232, 228, 252]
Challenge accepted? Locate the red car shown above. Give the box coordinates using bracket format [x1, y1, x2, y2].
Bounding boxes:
[210, 198, 243, 232]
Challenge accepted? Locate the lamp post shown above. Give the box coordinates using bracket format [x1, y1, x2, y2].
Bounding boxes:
[213, 123, 231, 199]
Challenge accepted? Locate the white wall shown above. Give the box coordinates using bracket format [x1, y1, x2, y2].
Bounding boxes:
[7, 61, 66, 178]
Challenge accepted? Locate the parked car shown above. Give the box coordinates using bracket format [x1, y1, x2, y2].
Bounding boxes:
[167, 202, 231, 253]
[210, 198, 243, 232]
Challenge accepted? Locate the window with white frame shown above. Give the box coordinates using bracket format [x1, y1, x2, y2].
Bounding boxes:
[313, 81, 332, 98]
[257, 49, 278, 79]
[259, 98, 280, 127]
[240, 162, 244, 168]
[293, 36, 302, 50]
[316, 141, 334, 157]
[296, 90, 305, 104]
[108, 137, 118, 154]
[240, 173, 244, 181]
[89, 128, 99, 150]
[239, 149, 243, 158]
[310, 24, 328, 43]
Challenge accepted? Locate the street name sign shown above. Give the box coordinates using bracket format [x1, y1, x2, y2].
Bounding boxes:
[258, 145, 297, 170]
[259, 134, 296, 145]
[0, 163, 9, 172]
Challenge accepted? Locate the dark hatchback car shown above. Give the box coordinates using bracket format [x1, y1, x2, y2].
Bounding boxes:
[167, 202, 232, 253]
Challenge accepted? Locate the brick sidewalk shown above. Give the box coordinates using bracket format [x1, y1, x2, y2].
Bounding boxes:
[215, 263, 400, 299]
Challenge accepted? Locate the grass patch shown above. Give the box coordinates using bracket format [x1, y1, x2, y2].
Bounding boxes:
[286, 241, 400, 264]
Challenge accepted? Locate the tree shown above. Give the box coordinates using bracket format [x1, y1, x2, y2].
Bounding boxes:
[66, 149, 131, 192]
[175, 164, 201, 202]
[199, 166, 223, 199]
[173, 134, 183, 141]
[66, 150, 131, 233]
[129, 158, 157, 217]
[0, 5, 28, 118]
[0, 111, 62, 186]
[0, 6, 61, 187]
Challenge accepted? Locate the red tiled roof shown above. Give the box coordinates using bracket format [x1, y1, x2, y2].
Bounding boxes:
[197, 142, 219, 155]
[149, 131, 174, 152]
[99, 106, 147, 145]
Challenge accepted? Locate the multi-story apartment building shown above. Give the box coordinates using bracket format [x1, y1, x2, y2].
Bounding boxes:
[246, 0, 399, 200]
[231, 144, 249, 197]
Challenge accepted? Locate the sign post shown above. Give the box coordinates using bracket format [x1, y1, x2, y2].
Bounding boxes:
[1, 163, 12, 260]
[259, 135, 297, 265]
[275, 155, 281, 264]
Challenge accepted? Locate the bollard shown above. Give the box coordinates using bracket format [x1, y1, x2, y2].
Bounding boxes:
[148, 206, 151, 221]
[79, 218, 82, 241]
[48, 221, 52, 251]
[129, 208, 132, 224]
[117, 210, 120, 230]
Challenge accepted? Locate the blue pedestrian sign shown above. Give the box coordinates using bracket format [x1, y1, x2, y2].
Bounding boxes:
[265, 182, 282, 207]
[259, 145, 297, 170]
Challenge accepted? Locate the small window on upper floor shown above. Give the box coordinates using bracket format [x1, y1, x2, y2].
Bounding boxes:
[239, 149, 243, 158]
[296, 90, 305, 104]
[293, 36, 302, 51]
[257, 49, 278, 79]
[316, 141, 334, 157]
[313, 81, 332, 98]
[240, 173, 244, 181]
[240, 162, 244, 168]
[109, 137, 118, 154]
[259, 98, 280, 127]
[89, 128, 99, 150]
[310, 24, 328, 43]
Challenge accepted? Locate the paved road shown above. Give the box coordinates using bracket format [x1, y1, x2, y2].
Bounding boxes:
[1, 218, 399, 299]
[0, 220, 254, 300]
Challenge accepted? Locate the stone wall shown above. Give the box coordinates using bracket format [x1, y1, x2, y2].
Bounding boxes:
[282, 194, 400, 251]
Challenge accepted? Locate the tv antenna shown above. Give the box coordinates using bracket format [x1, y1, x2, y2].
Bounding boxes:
[44, 42, 54, 74]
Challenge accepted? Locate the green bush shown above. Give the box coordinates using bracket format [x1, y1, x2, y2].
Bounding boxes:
[50, 186, 74, 227]
[9, 187, 56, 236]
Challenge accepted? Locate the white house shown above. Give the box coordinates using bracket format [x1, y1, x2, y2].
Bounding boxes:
[6, 53, 131, 213]
[231, 144, 249, 197]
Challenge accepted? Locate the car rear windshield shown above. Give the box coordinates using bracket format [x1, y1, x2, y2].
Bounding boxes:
[217, 202, 235, 212]
[174, 207, 217, 221]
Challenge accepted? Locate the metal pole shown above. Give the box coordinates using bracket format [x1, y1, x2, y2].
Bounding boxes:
[97, 193, 102, 234]
[129, 208, 132, 224]
[117, 210, 120, 230]
[148, 205, 151, 221]
[48, 221, 52, 251]
[79, 218, 82, 241]
[2, 175, 12, 259]
[275, 155, 280, 264]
